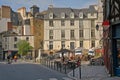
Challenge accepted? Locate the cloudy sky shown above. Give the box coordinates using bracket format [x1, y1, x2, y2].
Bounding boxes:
[0, 0, 98, 11]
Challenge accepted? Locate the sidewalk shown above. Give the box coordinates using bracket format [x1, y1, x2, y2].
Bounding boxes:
[67, 61, 120, 80]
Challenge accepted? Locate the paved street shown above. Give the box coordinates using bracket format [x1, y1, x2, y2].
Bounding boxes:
[1, 60, 120, 80]
[0, 61, 73, 80]
[68, 61, 120, 80]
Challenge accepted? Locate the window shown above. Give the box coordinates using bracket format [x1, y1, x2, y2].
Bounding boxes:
[61, 12, 65, 18]
[91, 13, 94, 16]
[49, 30, 53, 35]
[26, 37, 29, 41]
[5, 38, 7, 42]
[14, 37, 17, 41]
[91, 20, 95, 28]
[70, 20, 74, 26]
[14, 44, 17, 48]
[80, 41, 83, 47]
[49, 36, 53, 39]
[79, 12, 83, 18]
[91, 41, 95, 47]
[91, 29, 95, 37]
[61, 30, 65, 39]
[49, 20, 54, 27]
[70, 42, 75, 50]
[79, 20, 83, 28]
[5, 45, 7, 49]
[49, 30, 53, 39]
[79, 30, 83, 38]
[49, 41, 53, 50]
[19, 30, 21, 34]
[61, 41, 65, 48]
[117, 40, 120, 66]
[70, 12, 74, 18]
[61, 20, 65, 26]
[70, 30, 75, 39]
[49, 13, 53, 19]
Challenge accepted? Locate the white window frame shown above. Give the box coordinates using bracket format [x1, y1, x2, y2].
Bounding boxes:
[79, 12, 83, 19]
[49, 13, 53, 19]
[61, 12, 65, 19]
[70, 12, 74, 18]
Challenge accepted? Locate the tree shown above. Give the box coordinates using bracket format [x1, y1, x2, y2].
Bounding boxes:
[17, 40, 33, 56]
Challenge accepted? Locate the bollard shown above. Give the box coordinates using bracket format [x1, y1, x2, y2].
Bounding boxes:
[49, 60, 50, 68]
[79, 59, 81, 79]
[54, 62, 56, 69]
[57, 62, 58, 71]
[51, 61, 53, 68]
[46, 60, 47, 66]
[60, 63, 62, 72]
[47, 60, 48, 66]
[64, 64, 67, 74]
[46, 60, 48, 67]
[72, 62, 76, 77]
[79, 64, 81, 79]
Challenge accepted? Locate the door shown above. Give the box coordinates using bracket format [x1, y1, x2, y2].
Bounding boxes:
[117, 40, 120, 67]
[70, 42, 75, 50]
[115, 39, 120, 76]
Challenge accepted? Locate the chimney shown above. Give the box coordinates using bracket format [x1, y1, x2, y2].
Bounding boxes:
[49, 5, 53, 8]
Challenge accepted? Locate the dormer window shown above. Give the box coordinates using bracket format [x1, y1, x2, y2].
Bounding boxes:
[79, 12, 83, 19]
[70, 12, 74, 18]
[49, 12, 53, 19]
[91, 13, 94, 16]
[61, 12, 65, 19]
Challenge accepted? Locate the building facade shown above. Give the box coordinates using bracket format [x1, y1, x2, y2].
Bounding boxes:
[103, 0, 120, 76]
[0, 5, 11, 60]
[43, 5, 103, 53]
[2, 31, 34, 59]
[0, 5, 11, 33]
[0, 2, 103, 59]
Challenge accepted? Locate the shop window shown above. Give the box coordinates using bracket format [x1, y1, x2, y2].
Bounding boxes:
[117, 40, 120, 67]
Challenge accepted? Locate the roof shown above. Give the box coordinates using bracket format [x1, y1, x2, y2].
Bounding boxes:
[43, 5, 98, 19]
[1, 31, 18, 37]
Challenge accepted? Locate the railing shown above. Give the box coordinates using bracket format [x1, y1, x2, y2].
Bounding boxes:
[40, 58, 78, 74]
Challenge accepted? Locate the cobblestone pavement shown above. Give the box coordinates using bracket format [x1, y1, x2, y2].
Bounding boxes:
[67, 61, 120, 80]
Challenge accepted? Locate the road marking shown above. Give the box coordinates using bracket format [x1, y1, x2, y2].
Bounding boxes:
[62, 77, 73, 80]
[36, 77, 73, 80]
[36, 79, 43, 80]
[49, 78, 58, 80]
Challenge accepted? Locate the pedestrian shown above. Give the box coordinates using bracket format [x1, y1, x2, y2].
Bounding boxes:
[14, 55, 17, 62]
[77, 57, 81, 67]
[7, 55, 10, 64]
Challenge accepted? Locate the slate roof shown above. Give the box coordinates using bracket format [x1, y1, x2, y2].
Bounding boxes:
[44, 5, 98, 20]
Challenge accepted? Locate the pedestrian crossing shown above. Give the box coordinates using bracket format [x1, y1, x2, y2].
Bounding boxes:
[36, 77, 73, 80]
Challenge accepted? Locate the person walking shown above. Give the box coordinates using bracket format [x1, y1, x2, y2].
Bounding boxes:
[7, 55, 11, 64]
[14, 55, 17, 62]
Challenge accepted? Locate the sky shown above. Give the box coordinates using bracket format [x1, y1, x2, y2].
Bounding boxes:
[0, 0, 98, 12]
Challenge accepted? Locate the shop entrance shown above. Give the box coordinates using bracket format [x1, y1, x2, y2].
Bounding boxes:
[114, 39, 120, 76]
[112, 24, 120, 76]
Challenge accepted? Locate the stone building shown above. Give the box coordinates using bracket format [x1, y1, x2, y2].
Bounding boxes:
[43, 4, 103, 53]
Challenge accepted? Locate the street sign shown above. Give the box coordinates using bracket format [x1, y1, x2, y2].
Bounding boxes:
[102, 20, 110, 30]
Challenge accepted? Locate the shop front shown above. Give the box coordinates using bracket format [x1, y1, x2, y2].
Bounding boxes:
[112, 24, 120, 76]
